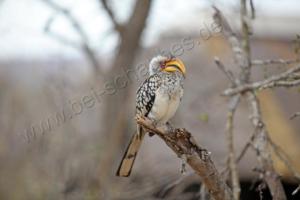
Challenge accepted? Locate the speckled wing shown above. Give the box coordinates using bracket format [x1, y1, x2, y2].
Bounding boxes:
[136, 73, 162, 117]
[116, 74, 161, 177]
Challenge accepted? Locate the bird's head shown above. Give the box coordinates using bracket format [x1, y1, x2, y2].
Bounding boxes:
[149, 55, 186, 77]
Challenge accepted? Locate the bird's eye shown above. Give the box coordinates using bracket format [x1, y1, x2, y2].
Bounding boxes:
[160, 61, 166, 68]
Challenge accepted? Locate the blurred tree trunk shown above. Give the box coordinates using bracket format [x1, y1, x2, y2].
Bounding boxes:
[98, 0, 153, 194]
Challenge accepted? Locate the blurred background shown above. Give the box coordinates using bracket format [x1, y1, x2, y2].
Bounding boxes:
[0, 0, 300, 199]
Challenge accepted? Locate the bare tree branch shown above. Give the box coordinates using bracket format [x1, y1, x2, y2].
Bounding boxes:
[221, 126, 259, 177]
[223, 64, 300, 96]
[213, 7, 245, 68]
[267, 136, 300, 195]
[252, 58, 300, 66]
[214, 1, 288, 199]
[42, 0, 102, 75]
[214, 57, 237, 86]
[249, 0, 256, 19]
[241, 1, 287, 196]
[215, 58, 242, 200]
[268, 137, 300, 181]
[136, 117, 233, 200]
[290, 112, 300, 120]
[247, 92, 287, 200]
[292, 185, 300, 196]
[199, 184, 209, 200]
[240, 0, 252, 83]
[44, 16, 80, 48]
[226, 95, 241, 200]
[260, 79, 300, 89]
[98, 0, 123, 33]
[215, 57, 242, 200]
[157, 172, 194, 198]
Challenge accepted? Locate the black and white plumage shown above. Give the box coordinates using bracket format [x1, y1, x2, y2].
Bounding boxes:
[116, 56, 186, 177]
[136, 73, 161, 118]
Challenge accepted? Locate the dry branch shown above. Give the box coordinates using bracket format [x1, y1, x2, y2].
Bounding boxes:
[252, 59, 300, 66]
[214, 57, 237, 86]
[249, 0, 255, 19]
[226, 95, 241, 200]
[98, 0, 123, 33]
[42, 0, 102, 74]
[215, 57, 243, 200]
[267, 136, 300, 195]
[223, 64, 300, 96]
[213, 7, 245, 68]
[221, 126, 258, 177]
[215, 58, 242, 200]
[136, 117, 233, 200]
[246, 92, 287, 200]
[214, 2, 288, 199]
[157, 172, 194, 198]
[290, 112, 300, 120]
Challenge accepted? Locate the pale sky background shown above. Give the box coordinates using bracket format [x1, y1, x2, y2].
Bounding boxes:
[0, 0, 300, 59]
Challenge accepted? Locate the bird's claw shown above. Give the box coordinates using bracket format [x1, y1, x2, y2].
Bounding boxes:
[166, 122, 175, 133]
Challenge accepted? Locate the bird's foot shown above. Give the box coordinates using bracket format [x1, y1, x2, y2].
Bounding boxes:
[137, 116, 156, 126]
[166, 122, 175, 133]
[137, 116, 158, 136]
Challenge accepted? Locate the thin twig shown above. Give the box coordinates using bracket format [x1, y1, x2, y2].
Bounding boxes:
[42, 0, 102, 74]
[223, 64, 300, 96]
[268, 137, 300, 181]
[214, 57, 236, 86]
[292, 185, 300, 196]
[221, 127, 258, 176]
[236, 130, 256, 163]
[215, 57, 242, 200]
[98, 0, 123, 33]
[157, 172, 194, 198]
[252, 59, 300, 66]
[249, 0, 255, 19]
[260, 79, 300, 89]
[290, 112, 300, 120]
[213, 7, 245, 67]
[246, 92, 287, 200]
[226, 95, 241, 200]
[199, 184, 209, 200]
[267, 136, 300, 195]
[239, 0, 252, 83]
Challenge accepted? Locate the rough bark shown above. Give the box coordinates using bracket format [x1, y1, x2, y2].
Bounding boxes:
[137, 117, 233, 200]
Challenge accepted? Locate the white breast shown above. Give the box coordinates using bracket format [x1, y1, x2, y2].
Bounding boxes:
[148, 87, 182, 125]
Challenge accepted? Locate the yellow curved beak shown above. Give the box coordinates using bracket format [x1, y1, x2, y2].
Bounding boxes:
[164, 58, 186, 76]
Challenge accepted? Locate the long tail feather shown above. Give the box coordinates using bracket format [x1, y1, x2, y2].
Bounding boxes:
[116, 126, 145, 177]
